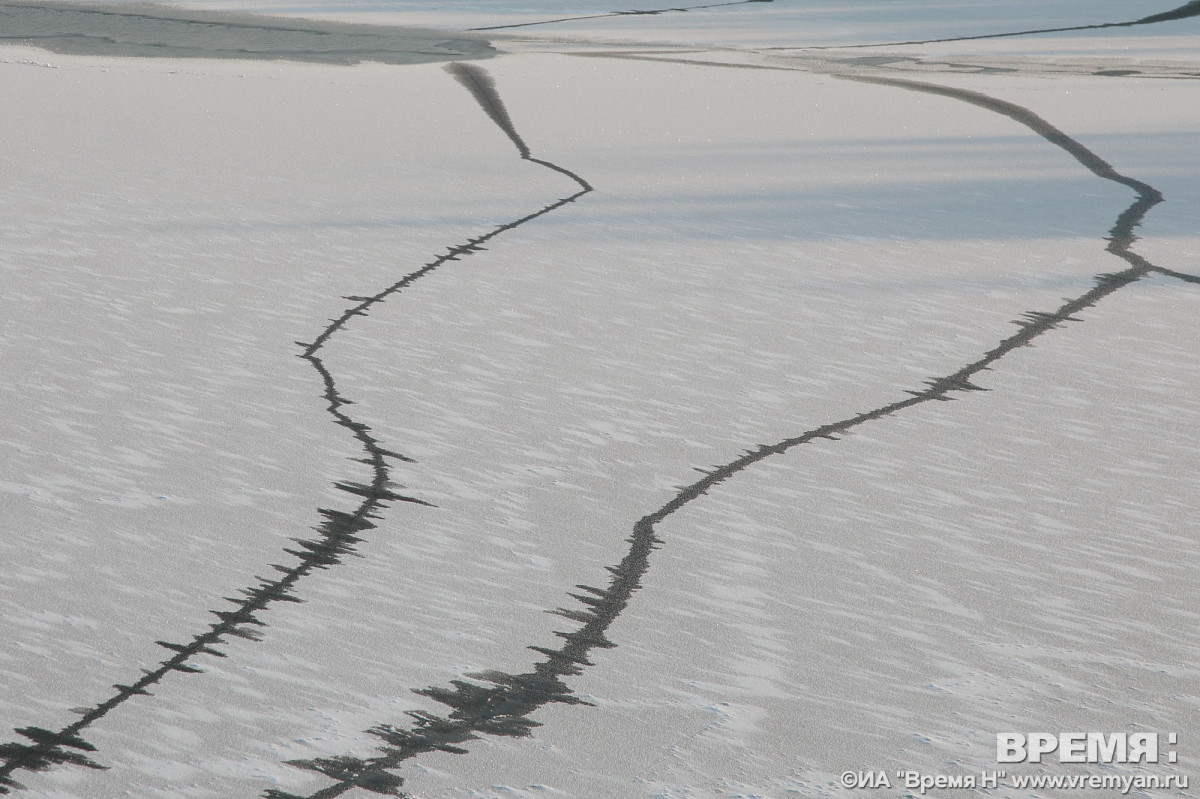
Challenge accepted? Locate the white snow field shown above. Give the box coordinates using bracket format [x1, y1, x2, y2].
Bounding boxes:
[1, 1, 1199, 798]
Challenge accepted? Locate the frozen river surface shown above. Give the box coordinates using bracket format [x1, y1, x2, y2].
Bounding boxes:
[2, 2, 1200, 797]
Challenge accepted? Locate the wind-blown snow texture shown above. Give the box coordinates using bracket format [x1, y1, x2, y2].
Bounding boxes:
[1, 2, 1198, 798]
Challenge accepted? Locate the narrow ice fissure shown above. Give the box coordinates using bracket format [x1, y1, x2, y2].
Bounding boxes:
[466, 0, 773, 33]
[765, 0, 1200, 51]
[267, 63, 1193, 799]
[0, 63, 591, 796]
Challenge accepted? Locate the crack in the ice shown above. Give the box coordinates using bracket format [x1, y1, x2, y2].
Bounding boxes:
[0, 63, 589, 796]
[765, 0, 1200, 51]
[262, 66, 1193, 799]
[466, 0, 771, 33]
[1154, 266, 1200, 284]
[3, 18, 1193, 798]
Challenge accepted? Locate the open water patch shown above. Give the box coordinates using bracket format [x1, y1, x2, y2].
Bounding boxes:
[0, 0, 495, 64]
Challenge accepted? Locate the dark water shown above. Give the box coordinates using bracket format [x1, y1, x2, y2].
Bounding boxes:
[0, 1, 494, 63]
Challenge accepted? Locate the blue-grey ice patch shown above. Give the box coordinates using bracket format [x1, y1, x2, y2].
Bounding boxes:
[0, 1, 495, 64]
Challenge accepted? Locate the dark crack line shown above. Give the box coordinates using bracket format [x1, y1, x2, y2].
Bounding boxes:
[261, 64, 1194, 799]
[0, 65, 589, 797]
[574, 47, 1200, 84]
[466, 0, 771, 32]
[764, 0, 1200, 51]
[1154, 265, 1200, 284]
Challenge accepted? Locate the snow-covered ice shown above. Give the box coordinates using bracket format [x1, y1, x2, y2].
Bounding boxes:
[2, 2, 1199, 797]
